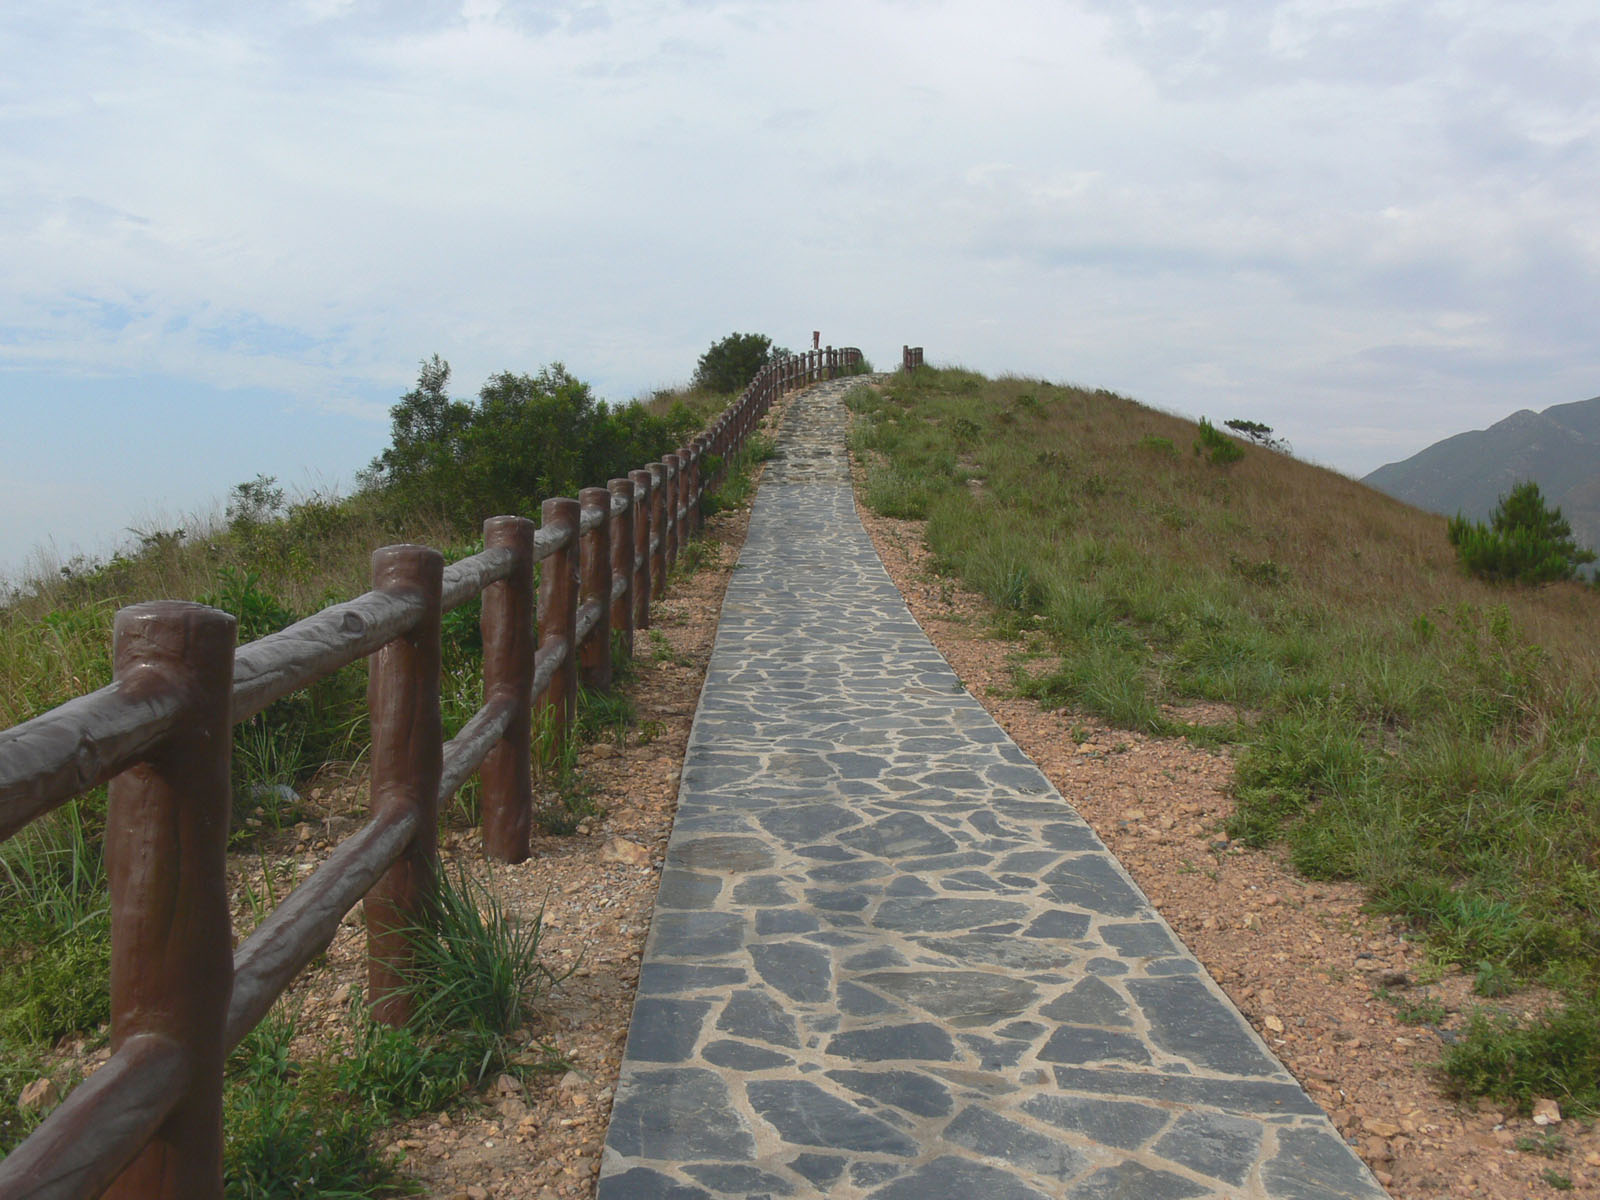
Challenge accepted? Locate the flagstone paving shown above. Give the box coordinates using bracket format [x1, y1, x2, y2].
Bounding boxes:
[597, 376, 1388, 1199]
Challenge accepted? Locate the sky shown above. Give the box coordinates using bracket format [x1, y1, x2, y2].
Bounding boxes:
[3, 0, 1598, 582]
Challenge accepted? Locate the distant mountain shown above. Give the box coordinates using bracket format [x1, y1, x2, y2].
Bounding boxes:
[1363, 395, 1600, 552]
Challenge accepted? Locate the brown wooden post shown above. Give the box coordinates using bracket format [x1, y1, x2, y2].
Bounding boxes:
[827, 345, 835, 379]
[630, 468, 653, 624]
[538, 497, 580, 756]
[689, 436, 707, 532]
[578, 486, 613, 692]
[102, 602, 235, 1200]
[648, 463, 667, 599]
[663, 452, 681, 572]
[365, 545, 444, 1027]
[608, 478, 635, 658]
[480, 516, 535, 865]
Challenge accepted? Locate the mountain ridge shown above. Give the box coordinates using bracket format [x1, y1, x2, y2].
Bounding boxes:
[1363, 393, 1600, 551]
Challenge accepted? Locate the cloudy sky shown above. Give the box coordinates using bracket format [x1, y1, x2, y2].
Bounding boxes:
[3, 0, 1597, 580]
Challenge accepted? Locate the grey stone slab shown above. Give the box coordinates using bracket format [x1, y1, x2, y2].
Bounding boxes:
[638, 964, 748, 995]
[825, 1022, 958, 1062]
[1021, 909, 1092, 940]
[756, 802, 861, 845]
[684, 1164, 796, 1196]
[838, 981, 902, 1017]
[702, 1040, 794, 1071]
[1041, 977, 1134, 1026]
[1021, 1093, 1172, 1150]
[756, 910, 819, 936]
[824, 1068, 954, 1118]
[1049, 1066, 1324, 1117]
[1100, 920, 1184, 959]
[746, 1080, 919, 1156]
[655, 869, 724, 911]
[859, 969, 1037, 1027]
[1127, 976, 1282, 1077]
[597, 1167, 712, 1200]
[1041, 856, 1147, 916]
[625, 998, 712, 1063]
[866, 1157, 1053, 1200]
[717, 989, 801, 1049]
[1151, 1110, 1264, 1185]
[876, 897, 1031, 932]
[730, 876, 796, 906]
[788, 1153, 845, 1186]
[1038, 1024, 1154, 1066]
[751, 941, 833, 1003]
[1068, 1162, 1211, 1199]
[1262, 1126, 1391, 1198]
[943, 1105, 1086, 1180]
[607, 1068, 755, 1160]
[839, 811, 961, 858]
[649, 911, 746, 959]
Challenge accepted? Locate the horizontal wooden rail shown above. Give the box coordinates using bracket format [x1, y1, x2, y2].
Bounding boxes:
[0, 343, 868, 1200]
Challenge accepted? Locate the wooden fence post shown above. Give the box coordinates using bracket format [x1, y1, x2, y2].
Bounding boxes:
[101, 602, 235, 1200]
[663, 452, 681, 573]
[578, 487, 613, 691]
[480, 516, 535, 865]
[630, 468, 653, 625]
[364, 545, 444, 1027]
[538, 497, 580, 758]
[648, 463, 667, 599]
[608, 478, 635, 658]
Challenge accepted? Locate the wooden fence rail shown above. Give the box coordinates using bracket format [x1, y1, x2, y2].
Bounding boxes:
[0, 346, 865, 1200]
[902, 345, 924, 371]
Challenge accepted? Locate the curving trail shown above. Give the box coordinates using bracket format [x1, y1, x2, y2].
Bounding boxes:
[597, 377, 1386, 1199]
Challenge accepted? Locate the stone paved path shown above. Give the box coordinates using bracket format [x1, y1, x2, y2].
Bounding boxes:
[597, 378, 1388, 1199]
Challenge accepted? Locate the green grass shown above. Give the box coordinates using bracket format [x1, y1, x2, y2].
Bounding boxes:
[849, 366, 1600, 1109]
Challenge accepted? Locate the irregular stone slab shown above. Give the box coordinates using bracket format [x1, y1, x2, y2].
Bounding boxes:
[746, 1080, 919, 1156]
[1049, 1066, 1324, 1117]
[1100, 920, 1183, 960]
[858, 970, 1037, 1027]
[837, 981, 901, 1017]
[920, 933, 1075, 971]
[839, 811, 961, 858]
[1151, 1110, 1263, 1186]
[649, 911, 746, 959]
[607, 1068, 755, 1161]
[625, 998, 712, 1063]
[1040, 977, 1133, 1027]
[702, 1040, 794, 1071]
[655, 869, 724, 911]
[638, 964, 748, 995]
[1262, 1126, 1391, 1198]
[684, 1164, 796, 1196]
[596, 1167, 712, 1200]
[876, 898, 1031, 932]
[751, 941, 833, 1003]
[756, 802, 861, 845]
[1068, 1161, 1210, 1199]
[1021, 1093, 1172, 1150]
[943, 1105, 1086, 1180]
[788, 1153, 846, 1186]
[866, 1156, 1053, 1200]
[824, 1068, 954, 1118]
[1041, 856, 1147, 916]
[717, 989, 802, 1049]
[826, 1022, 958, 1062]
[1127, 976, 1282, 1076]
[1037, 1024, 1153, 1066]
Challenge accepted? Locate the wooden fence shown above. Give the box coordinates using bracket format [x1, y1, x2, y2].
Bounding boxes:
[901, 345, 924, 371]
[0, 346, 865, 1200]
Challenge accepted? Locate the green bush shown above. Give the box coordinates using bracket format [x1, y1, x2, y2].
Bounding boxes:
[691, 332, 786, 395]
[1448, 481, 1596, 583]
[1193, 418, 1244, 466]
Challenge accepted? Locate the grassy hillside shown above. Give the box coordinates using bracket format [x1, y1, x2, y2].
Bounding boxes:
[849, 368, 1600, 1111]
